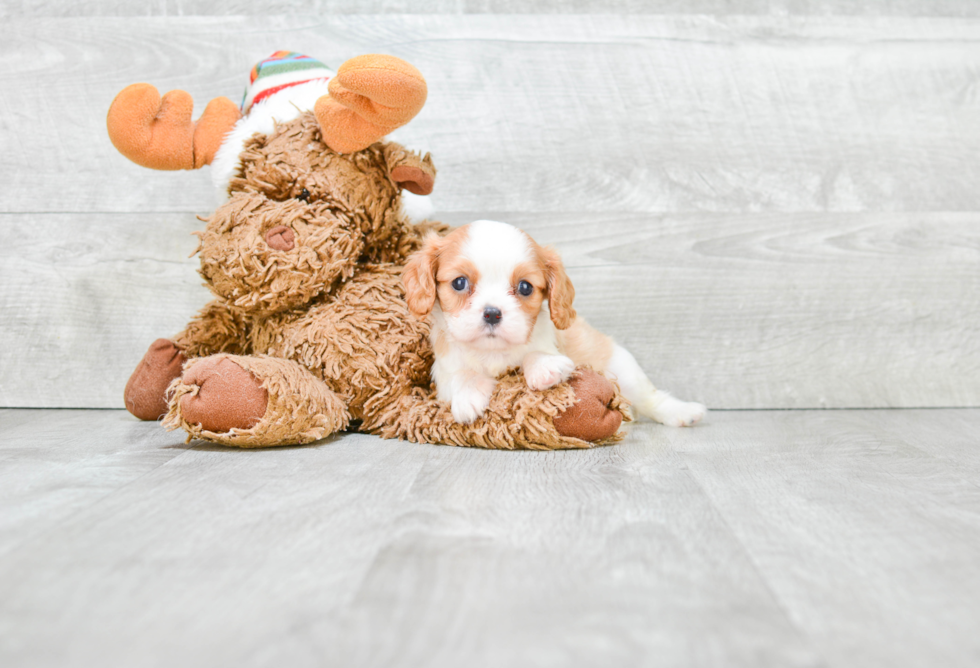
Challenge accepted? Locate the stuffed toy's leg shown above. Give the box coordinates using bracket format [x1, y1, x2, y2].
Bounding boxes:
[162, 358, 626, 450]
[124, 339, 187, 420]
[372, 368, 631, 451]
[124, 300, 250, 420]
[163, 354, 350, 447]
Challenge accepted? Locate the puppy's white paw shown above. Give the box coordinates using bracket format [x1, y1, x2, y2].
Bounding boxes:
[451, 377, 495, 424]
[649, 395, 706, 428]
[523, 353, 575, 391]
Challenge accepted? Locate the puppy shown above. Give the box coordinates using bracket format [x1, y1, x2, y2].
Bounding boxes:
[403, 220, 706, 427]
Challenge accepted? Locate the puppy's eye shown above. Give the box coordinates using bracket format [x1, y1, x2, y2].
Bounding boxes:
[517, 280, 533, 296]
[297, 187, 311, 202]
[451, 276, 469, 292]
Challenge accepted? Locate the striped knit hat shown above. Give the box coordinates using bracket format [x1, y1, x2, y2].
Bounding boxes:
[241, 51, 336, 113]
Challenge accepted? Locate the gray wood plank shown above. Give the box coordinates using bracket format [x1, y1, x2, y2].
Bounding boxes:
[4, 211, 976, 409]
[669, 410, 980, 668]
[467, 0, 980, 14]
[0, 422, 434, 668]
[3, 408, 980, 667]
[455, 211, 980, 409]
[0, 212, 211, 409]
[6, 1, 980, 18]
[2, 15, 979, 214]
[832, 409, 980, 484]
[0, 409, 51, 434]
[319, 437, 820, 668]
[0, 409, 820, 668]
[0, 409, 186, 558]
[0, 1, 464, 17]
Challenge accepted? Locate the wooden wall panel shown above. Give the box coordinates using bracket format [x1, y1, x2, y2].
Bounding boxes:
[5, 1, 980, 17]
[1, 13, 977, 408]
[1, 16, 979, 213]
[0, 214, 211, 408]
[3, 210, 976, 409]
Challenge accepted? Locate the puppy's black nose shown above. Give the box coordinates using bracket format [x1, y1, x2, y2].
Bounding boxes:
[483, 306, 502, 325]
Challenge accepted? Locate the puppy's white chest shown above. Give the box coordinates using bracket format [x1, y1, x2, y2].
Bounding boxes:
[468, 348, 523, 377]
[439, 344, 524, 379]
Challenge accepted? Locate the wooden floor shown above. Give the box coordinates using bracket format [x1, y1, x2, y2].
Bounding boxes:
[2, 408, 979, 667]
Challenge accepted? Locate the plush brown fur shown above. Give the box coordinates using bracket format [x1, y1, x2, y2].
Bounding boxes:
[124, 111, 628, 449]
[376, 371, 630, 450]
[166, 353, 350, 447]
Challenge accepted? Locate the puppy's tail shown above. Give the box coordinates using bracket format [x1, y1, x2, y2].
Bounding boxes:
[604, 344, 707, 428]
[558, 316, 706, 427]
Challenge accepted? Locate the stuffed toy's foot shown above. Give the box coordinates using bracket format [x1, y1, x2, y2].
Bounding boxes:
[177, 357, 269, 433]
[164, 354, 350, 447]
[374, 367, 630, 450]
[124, 339, 187, 420]
[553, 370, 625, 442]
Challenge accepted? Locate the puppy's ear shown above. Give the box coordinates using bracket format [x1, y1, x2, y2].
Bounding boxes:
[403, 234, 442, 317]
[542, 246, 576, 330]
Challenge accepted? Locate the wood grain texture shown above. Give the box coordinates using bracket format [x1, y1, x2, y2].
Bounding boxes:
[2, 15, 979, 213]
[666, 410, 980, 668]
[3, 13, 979, 409]
[2, 408, 980, 667]
[6, 1, 980, 17]
[0, 409, 184, 559]
[321, 434, 818, 668]
[493, 211, 980, 410]
[0, 213, 211, 408]
[4, 211, 976, 409]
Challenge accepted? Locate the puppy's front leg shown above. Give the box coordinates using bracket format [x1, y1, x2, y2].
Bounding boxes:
[523, 352, 575, 391]
[450, 371, 497, 424]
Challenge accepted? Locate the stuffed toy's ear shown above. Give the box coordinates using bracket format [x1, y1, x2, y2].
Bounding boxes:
[314, 54, 427, 154]
[383, 143, 436, 195]
[391, 164, 435, 196]
[541, 246, 576, 330]
[403, 234, 443, 317]
[107, 84, 241, 170]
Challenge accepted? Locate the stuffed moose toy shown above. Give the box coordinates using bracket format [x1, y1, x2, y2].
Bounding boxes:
[108, 51, 628, 449]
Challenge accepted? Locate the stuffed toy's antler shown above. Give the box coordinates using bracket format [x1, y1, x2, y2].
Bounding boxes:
[315, 55, 428, 154]
[107, 84, 241, 170]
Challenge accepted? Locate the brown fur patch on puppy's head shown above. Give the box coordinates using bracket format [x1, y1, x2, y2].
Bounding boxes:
[537, 245, 576, 330]
[403, 226, 472, 318]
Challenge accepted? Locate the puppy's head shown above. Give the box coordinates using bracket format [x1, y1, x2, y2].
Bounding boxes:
[403, 220, 575, 349]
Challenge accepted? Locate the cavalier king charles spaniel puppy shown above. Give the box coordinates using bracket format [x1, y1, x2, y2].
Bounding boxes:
[403, 220, 706, 426]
